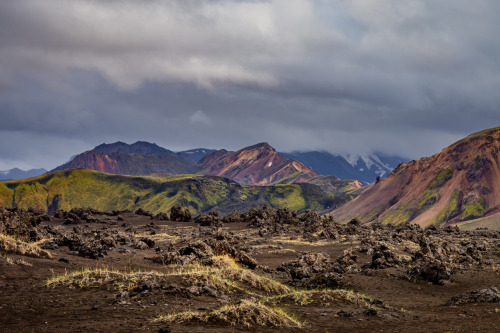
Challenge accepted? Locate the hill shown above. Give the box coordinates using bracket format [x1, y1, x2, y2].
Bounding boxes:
[0, 169, 350, 215]
[197, 142, 319, 186]
[331, 127, 500, 229]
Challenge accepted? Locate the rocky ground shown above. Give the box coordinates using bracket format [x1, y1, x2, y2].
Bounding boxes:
[1, 206, 500, 332]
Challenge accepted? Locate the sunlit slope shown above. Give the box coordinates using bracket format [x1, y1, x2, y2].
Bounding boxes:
[331, 127, 500, 228]
[0, 169, 339, 215]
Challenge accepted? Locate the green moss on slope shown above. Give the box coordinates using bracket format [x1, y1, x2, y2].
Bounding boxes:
[0, 169, 341, 215]
[460, 197, 487, 221]
[432, 190, 461, 224]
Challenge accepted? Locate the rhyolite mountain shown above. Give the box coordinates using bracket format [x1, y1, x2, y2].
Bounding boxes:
[196, 142, 320, 186]
[0, 169, 353, 215]
[281, 151, 406, 184]
[75, 142, 215, 165]
[52, 141, 333, 187]
[51, 149, 199, 176]
[0, 168, 47, 181]
[94, 141, 175, 155]
[331, 127, 500, 229]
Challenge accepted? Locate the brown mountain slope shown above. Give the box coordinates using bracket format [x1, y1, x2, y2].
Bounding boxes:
[52, 150, 199, 176]
[331, 127, 500, 228]
[197, 142, 319, 186]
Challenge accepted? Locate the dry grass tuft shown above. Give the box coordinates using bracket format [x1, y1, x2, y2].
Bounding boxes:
[46, 256, 291, 295]
[155, 299, 303, 328]
[45, 267, 165, 289]
[270, 289, 381, 308]
[0, 233, 52, 258]
[268, 248, 296, 254]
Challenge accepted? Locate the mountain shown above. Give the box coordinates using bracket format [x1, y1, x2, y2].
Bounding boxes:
[197, 142, 320, 186]
[331, 127, 500, 229]
[0, 168, 47, 181]
[94, 141, 174, 155]
[51, 150, 198, 176]
[176, 148, 217, 165]
[281, 151, 406, 184]
[0, 169, 344, 215]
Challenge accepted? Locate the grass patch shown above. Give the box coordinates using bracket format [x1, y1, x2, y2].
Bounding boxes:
[433, 190, 461, 224]
[270, 289, 380, 308]
[268, 249, 296, 254]
[154, 299, 303, 328]
[46, 256, 291, 295]
[460, 197, 487, 221]
[0, 233, 52, 258]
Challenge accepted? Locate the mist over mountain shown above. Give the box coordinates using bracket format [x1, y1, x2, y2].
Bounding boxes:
[281, 151, 407, 184]
[0, 168, 47, 181]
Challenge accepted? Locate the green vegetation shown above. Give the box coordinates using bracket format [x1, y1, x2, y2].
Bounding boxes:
[432, 190, 461, 225]
[429, 167, 453, 190]
[378, 203, 412, 224]
[473, 127, 500, 136]
[460, 197, 487, 221]
[0, 169, 343, 215]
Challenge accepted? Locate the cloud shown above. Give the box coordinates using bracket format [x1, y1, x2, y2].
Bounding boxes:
[189, 110, 212, 126]
[0, 0, 499, 170]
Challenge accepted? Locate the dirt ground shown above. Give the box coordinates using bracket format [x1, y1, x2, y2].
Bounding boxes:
[1, 208, 500, 332]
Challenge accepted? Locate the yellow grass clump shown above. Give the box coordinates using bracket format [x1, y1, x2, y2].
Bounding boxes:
[0, 233, 52, 258]
[154, 299, 303, 328]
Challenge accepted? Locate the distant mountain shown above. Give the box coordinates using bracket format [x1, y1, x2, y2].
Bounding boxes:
[281, 151, 407, 184]
[0, 168, 47, 181]
[94, 141, 174, 155]
[51, 150, 198, 176]
[197, 142, 319, 186]
[0, 169, 341, 215]
[332, 127, 500, 229]
[176, 148, 217, 165]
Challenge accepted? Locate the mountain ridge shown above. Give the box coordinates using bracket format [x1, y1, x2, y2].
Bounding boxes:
[197, 142, 319, 186]
[331, 126, 500, 229]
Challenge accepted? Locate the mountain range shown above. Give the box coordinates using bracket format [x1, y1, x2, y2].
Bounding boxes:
[0, 168, 47, 181]
[332, 127, 500, 229]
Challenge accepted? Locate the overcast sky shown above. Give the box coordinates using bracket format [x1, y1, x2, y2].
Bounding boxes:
[1, 0, 499, 170]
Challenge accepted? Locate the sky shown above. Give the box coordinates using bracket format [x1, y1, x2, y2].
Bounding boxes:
[1, 0, 499, 171]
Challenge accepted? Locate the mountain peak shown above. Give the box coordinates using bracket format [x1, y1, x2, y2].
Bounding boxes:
[240, 142, 275, 152]
[93, 141, 173, 155]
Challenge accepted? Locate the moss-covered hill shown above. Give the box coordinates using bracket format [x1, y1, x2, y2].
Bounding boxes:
[0, 169, 348, 215]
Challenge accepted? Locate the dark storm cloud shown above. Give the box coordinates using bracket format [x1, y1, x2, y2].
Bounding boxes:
[0, 0, 499, 170]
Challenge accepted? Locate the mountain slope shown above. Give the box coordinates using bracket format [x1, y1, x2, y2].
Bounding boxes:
[176, 148, 217, 165]
[0, 168, 47, 181]
[331, 127, 500, 228]
[0, 169, 340, 215]
[197, 143, 319, 186]
[52, 150, 198, 176]
[281, 151, 406, 184]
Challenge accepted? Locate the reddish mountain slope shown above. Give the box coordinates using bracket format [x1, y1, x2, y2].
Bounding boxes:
[51, 150, 199, 176]
[331, 127, 500, 228]
[196, 142, 319, 186]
